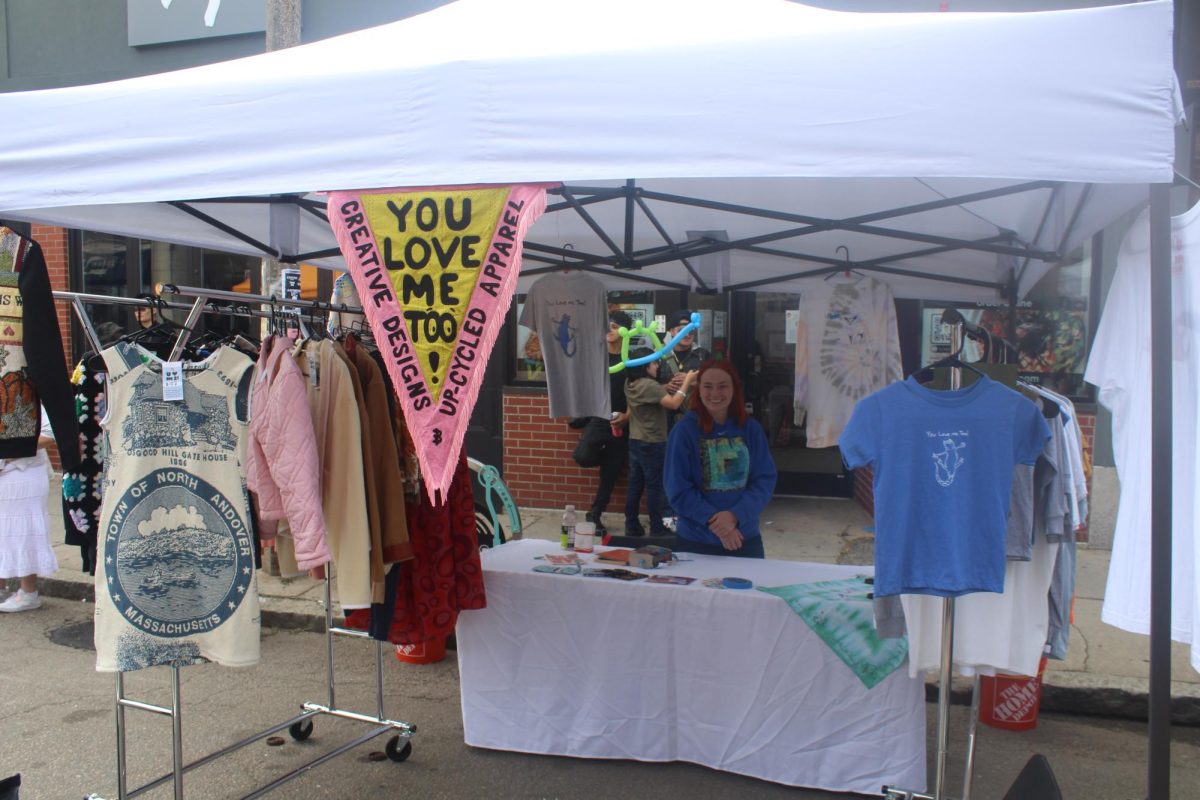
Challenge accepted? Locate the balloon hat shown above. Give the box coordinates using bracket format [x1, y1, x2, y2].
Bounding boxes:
[608, 311, 702, 374]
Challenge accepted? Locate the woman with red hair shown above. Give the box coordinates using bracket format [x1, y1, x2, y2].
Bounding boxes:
[665, 359, 777, 558]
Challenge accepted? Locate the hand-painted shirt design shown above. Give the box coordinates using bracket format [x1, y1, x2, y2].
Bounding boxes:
[517, 272, 610, 419]
[932, 438, 966, 487]
[551, 313, 577, 357]
[700, 435, 750, 492]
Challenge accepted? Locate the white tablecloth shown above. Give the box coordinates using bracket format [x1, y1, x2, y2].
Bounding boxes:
[456, 539, 926, 794]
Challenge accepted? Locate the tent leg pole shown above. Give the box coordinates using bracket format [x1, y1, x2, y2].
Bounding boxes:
[934, 598, 955, 800]
[1147, 183, 1173, 800]
[961, 676, 980, 800]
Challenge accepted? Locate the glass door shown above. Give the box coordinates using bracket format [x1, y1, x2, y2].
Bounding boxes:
[731, 291, 852, 497]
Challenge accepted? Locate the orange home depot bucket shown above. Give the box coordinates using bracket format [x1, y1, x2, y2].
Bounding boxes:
[978, 657, 1048, 731]
[394, 637, 447, 665]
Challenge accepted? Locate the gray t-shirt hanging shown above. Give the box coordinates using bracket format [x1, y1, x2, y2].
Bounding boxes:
[519, 272, 611, 419]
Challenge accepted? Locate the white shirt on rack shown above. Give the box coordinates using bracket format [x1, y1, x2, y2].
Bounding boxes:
[1085, 202, 1200, 672]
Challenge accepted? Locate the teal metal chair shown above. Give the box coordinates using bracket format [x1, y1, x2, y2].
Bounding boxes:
[467, 457, 522, 550]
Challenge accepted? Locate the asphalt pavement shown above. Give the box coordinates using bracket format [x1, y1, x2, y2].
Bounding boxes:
[3, 595, 1200, 800]
[6, 482, 1200, 798]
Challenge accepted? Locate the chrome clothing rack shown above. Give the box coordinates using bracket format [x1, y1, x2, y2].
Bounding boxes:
[56, 289, 415, 800]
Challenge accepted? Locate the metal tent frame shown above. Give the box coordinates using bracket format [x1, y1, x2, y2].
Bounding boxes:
[145, 179, 1074, 299]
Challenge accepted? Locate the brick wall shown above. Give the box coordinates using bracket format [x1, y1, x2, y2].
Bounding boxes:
[503, 388, 645, 517]
[30, 224, 72, 471]
[853, 467, 874, 518]
[1075, 410, 1096, 543]
[852, 410, 1099, 544]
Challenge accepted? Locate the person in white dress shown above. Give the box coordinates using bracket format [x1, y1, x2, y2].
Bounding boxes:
[0, 408, 56, 612]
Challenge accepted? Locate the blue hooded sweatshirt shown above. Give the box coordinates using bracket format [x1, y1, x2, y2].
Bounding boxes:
[665, 410, 778, 547]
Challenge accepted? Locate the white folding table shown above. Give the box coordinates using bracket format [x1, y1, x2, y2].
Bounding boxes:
[456, 539, 926, 794]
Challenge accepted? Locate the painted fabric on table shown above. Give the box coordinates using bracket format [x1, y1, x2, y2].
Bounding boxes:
[758, 577, 908, 689]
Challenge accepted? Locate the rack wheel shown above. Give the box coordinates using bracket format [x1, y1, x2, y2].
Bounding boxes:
[288, 719, 314, 741]
[385, 736, 412, 763]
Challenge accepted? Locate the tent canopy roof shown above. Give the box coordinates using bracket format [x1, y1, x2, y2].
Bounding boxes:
[0, 0, 1181, 299]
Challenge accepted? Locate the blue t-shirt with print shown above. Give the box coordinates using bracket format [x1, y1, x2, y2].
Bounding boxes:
[838, 375, 1050, 598]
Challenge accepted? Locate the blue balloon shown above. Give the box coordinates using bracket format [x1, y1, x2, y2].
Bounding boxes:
[624, 312, 701, 367]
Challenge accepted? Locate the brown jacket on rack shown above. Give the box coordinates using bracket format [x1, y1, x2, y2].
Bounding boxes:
[345, 339, 412, 564]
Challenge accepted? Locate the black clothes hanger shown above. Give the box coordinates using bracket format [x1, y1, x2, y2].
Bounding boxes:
[84, 349, 107, 375]
[910, 345, 989, 386]
[1015, 380, 1065, 420]
[910, 308, 990, 384]
[332, 316, 376, 350]
[266, 297, 282, 337]
[304, 304, 325, 341]
[824, 245, 865, 281]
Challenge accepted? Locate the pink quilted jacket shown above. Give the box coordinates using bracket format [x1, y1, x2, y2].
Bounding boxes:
[245, 335, 330, 571]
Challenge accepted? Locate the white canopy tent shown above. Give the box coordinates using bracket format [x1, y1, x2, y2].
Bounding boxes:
[0, 0, 1181, 301]
[0, 0, 1187, 796]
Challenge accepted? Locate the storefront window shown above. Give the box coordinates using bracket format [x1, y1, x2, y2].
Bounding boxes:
[80, 231, 143, 346]
[919, 241, 1094, 401]
[78, 231, 259, 347]
[513, 299, 546, 382]
[748, 292, 801, 445]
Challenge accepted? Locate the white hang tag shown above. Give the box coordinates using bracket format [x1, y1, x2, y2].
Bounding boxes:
[162, 362, 184, 401]
[307, 351, 320, 388]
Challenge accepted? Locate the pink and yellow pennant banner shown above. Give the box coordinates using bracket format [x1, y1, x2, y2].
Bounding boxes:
[327, 184, 548, 501]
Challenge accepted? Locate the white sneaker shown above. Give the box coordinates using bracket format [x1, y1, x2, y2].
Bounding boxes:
[0, 590, 41, 612]
[662, 516, 677, 532]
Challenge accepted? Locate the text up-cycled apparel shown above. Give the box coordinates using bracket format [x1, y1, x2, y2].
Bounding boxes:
[94, 343, 259, 672]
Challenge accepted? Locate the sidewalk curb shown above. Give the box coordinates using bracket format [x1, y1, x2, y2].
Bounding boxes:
[917, 679, 1200, 726]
